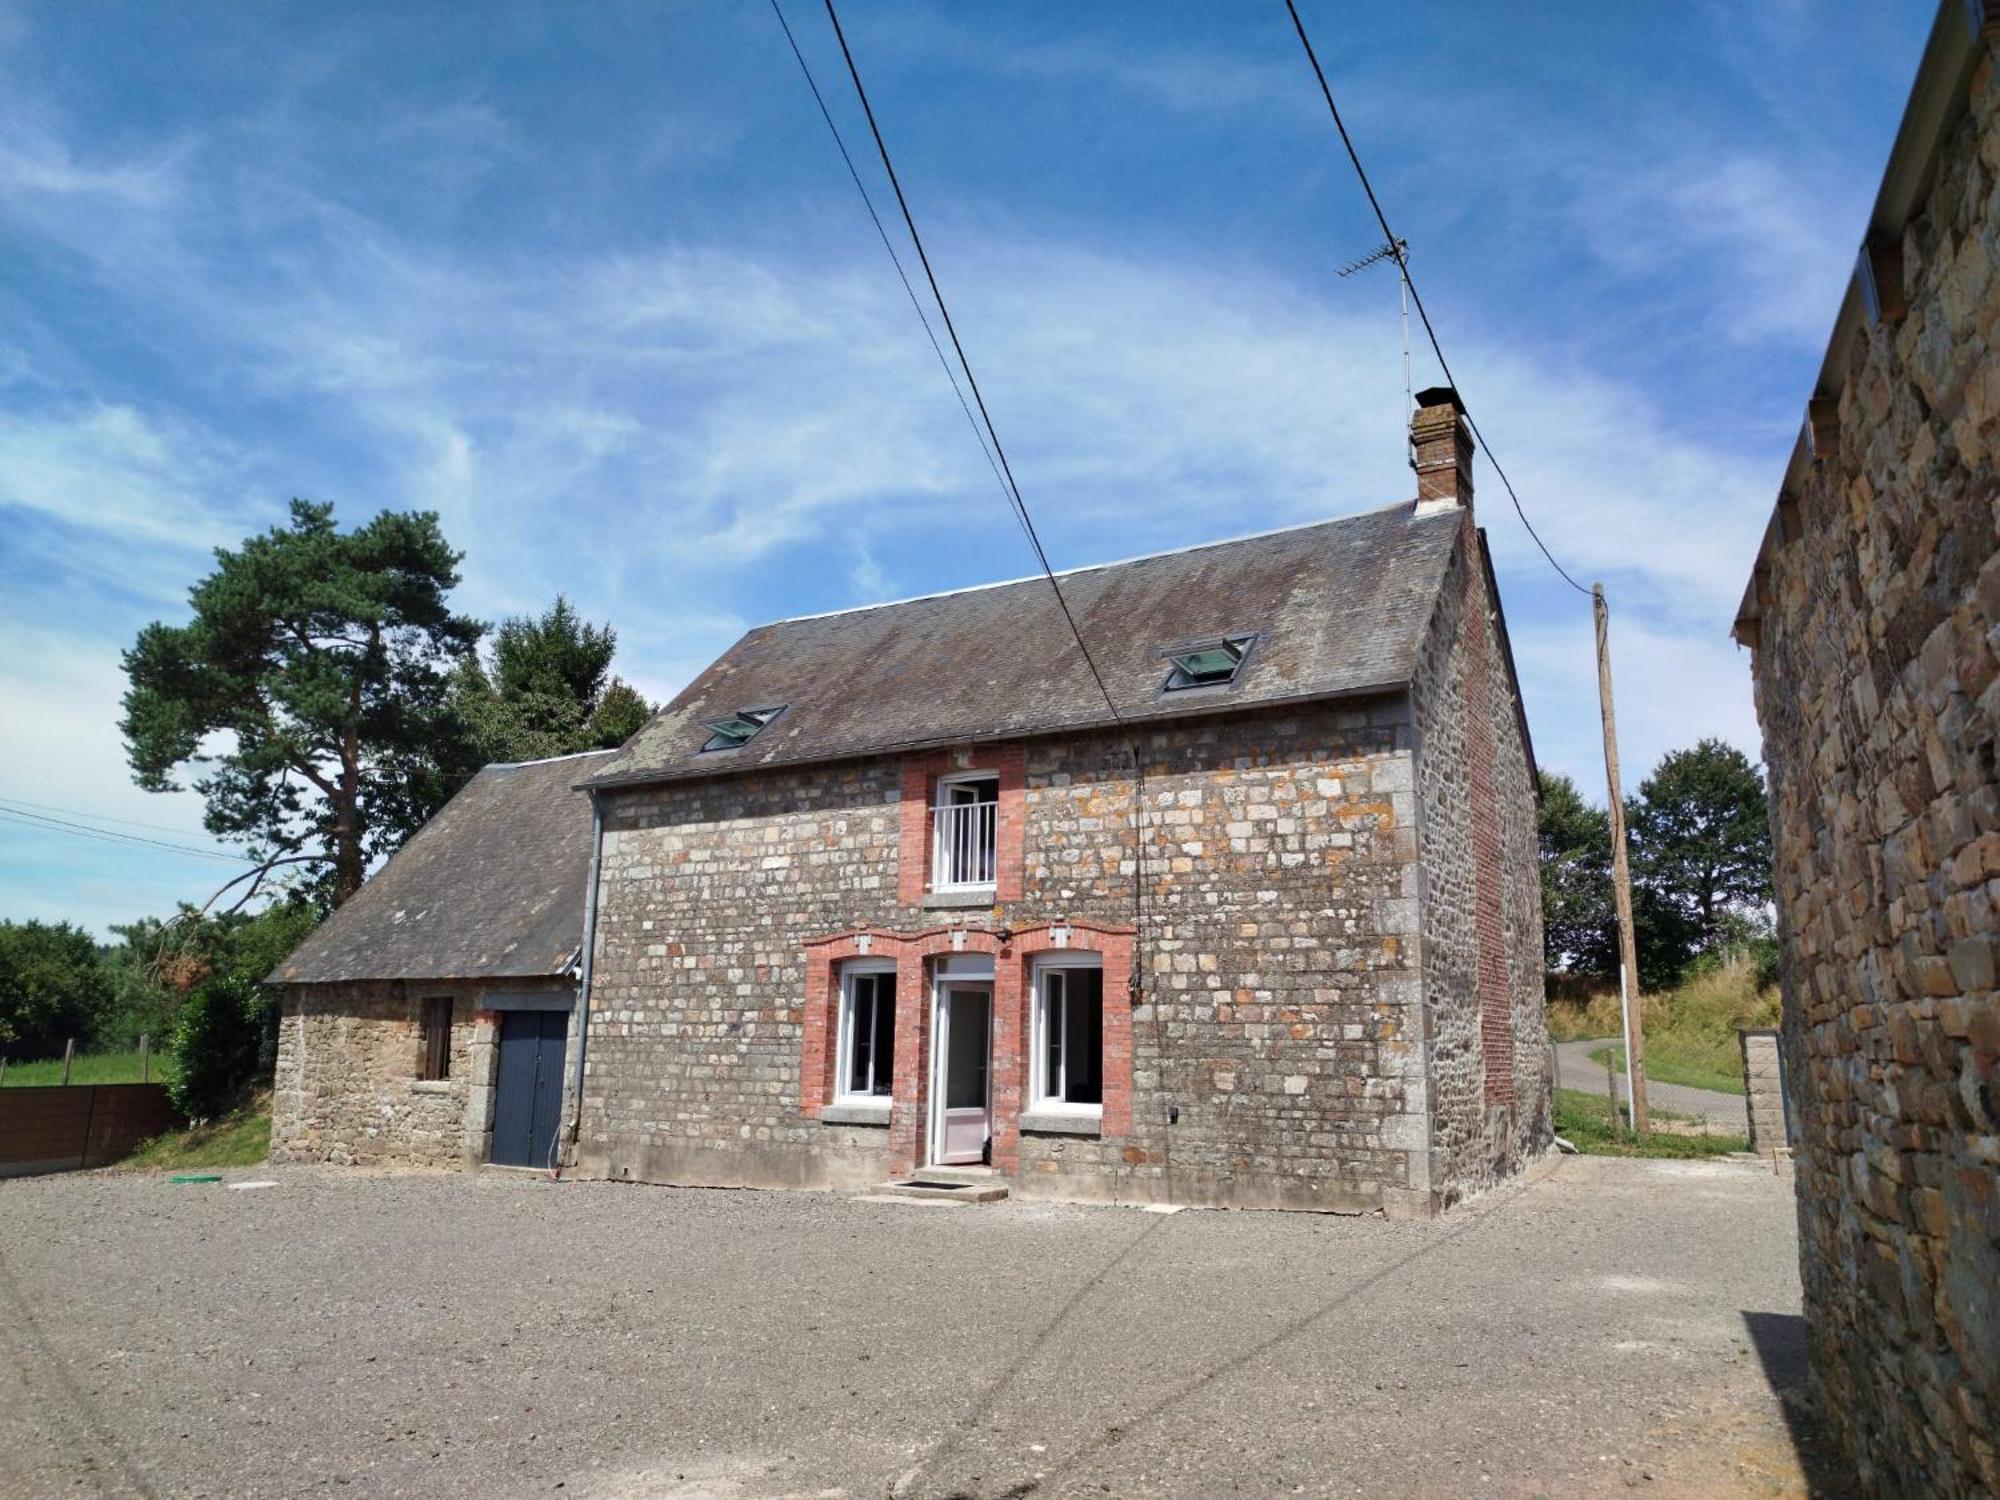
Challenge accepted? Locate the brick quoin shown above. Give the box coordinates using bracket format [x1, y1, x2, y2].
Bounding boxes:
[801, 921, 1134, 1176]
[1462, 531, 1514, 1107]
[896, 745, 1027, 904]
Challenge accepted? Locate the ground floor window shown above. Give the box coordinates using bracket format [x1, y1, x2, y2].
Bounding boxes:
[839, 963, 897, 1099]
[419, 997, 452, 1081]
[1035, 960, 1103, 1108]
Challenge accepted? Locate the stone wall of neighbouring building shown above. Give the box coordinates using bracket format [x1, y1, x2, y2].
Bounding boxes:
[271, 977, 575, 1168]
[579, 699, 1454, 1213]
[1741, 34, 2000, 1496]
[1410, 519, 1552, 1204]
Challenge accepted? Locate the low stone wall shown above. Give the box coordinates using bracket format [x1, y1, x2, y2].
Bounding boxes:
[270, 978, 574, 1168]
[1738, 1029, 1788, 1158]
[1744, 39, 2000, 1496]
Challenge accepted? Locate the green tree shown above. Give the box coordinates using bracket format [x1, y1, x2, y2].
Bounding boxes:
[1537, 771, 1615, 979]
[450, 596, 653, 764]
[121, 500, 483, 904]
[0, 920, 110, 1061]
[1629, 739, 1773, 955]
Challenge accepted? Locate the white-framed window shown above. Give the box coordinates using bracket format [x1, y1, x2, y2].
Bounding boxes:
[837, 960, 898, 1100]
[931, 772, 998, 891]
[1033, 956, 1104, 1111]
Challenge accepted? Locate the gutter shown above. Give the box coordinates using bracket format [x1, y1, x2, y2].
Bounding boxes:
[561, 789, 605, 1172]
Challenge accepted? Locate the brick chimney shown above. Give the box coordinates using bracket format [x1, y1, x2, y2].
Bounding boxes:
[1411, 385, 1474, 513]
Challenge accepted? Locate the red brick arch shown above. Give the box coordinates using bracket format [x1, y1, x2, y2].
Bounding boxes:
[801, 920, 1133, 1176]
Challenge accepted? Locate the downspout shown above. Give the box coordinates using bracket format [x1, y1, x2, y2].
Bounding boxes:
[560, 789, 605, 1175]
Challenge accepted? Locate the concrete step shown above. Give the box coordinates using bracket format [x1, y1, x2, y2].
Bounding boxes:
[872, 1177, 1009, 1204]
[909, 1165, 996, 1187]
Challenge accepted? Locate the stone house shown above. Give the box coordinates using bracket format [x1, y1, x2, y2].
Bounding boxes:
[268, 751, 613, 1170]
[571, 388, 1548, 1216]
[268, 389, 1547, 1215]
[1731, 2, 2000, 1492]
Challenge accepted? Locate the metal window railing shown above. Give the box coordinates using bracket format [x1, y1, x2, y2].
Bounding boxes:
[930, 799, 997, 890]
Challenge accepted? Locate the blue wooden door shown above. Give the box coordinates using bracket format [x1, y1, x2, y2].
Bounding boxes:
[491, 1009, 568, 1168]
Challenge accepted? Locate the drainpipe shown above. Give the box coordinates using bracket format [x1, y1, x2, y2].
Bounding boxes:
[561, 790, 605, 1173]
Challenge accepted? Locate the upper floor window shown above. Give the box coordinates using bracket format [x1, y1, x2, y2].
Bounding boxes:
[1034, 958, 1103, 1111]
[1163, 635, 1254, 692]
[931, 772, 998, 890]
[838, 962, 898, 1100]
[701, 704, 785, 752]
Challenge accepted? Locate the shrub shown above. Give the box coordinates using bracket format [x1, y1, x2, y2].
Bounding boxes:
[168, 975, 274, 1121]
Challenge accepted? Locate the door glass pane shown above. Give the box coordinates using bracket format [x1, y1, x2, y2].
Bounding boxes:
[945, 989, 990, 1110]
[1065, 968, 1103, 1104]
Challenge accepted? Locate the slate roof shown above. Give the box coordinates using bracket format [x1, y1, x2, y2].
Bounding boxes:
[585, 501, 1464, 791]
[270, 751, 614, 985]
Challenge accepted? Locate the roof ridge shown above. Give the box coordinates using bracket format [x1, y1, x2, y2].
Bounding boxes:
[764, 498, 1423, 627]
[484, 748, 622, 769]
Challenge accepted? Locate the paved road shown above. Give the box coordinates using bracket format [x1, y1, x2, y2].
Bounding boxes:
[0, 1156, 1843, 1499]
[1555, 1036, 1750, 1131]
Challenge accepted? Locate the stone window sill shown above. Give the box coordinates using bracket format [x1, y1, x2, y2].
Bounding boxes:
[410, 1080, 454, 1096]
[922, 888, 996, 910]
[819, 1101, 893, 1126]
[1020, 1110, 1101, 1138]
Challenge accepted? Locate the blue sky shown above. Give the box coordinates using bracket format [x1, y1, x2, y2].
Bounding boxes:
[0, 0, 1933, 935]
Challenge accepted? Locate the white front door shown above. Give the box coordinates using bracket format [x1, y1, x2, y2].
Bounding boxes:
[932, 981, 992, 1165]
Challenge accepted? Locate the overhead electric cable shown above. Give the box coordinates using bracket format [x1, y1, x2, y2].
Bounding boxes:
[814, 0, 1156, 1007]
[0, 804, 252, 863]
[766, 0, 1015, 528]
[0, 793, 227, 838]
[1283, 0, 1593, 600]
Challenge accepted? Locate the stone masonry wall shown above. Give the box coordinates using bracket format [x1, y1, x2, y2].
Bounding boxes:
[1747, 53, 2000, 1496]
[270, 978, 573, 1168]
[1409, 519, 1551, 1205]
[579, 699, 1442, 1213]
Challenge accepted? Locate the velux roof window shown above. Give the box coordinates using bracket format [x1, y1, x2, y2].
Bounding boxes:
[700, 705, 785, 753]
[1163, 635, 1254, 692]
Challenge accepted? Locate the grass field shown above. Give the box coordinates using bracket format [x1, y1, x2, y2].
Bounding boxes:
[1553, 1089, 1749, 1158]
[119, 1100, 271, 1171]
[0, 1048, 179, 1088]
[1547, 959, 1777, 1096]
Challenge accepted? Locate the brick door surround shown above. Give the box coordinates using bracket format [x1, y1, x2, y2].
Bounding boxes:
[801, 920, 1134, 1177]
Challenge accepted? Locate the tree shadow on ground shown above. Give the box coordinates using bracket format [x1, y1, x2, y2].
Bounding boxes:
[1741, 1310, 1859, 1499]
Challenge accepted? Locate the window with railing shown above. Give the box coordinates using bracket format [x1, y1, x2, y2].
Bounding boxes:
[931, 773, 999, 890]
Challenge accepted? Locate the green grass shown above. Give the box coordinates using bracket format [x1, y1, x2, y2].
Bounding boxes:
[1547, 958, 1778, 1096]
[119, 1103, 270, 1172]
[1554, 1088, 1749, 1158]
[0, 1048, 179, 1088]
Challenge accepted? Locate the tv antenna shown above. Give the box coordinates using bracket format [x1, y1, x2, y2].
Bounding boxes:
[1338, 237, 1413, 461]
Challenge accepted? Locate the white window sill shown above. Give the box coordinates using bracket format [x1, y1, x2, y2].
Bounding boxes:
[923, 887, 996, 910]
[1020, 1108, 1102, 1137]
[820, 1100, 893, 1126]
[410, 1080, 454, 1096]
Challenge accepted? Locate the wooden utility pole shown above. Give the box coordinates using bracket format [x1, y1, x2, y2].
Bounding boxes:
[1594, 585, 1650, 1132]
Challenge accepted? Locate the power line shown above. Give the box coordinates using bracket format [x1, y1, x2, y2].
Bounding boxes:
[766, 0, 1015, 523]
[815, 0, 1155, 997]
[1283, 0, 1594, 600]
[0, 793, 222, 838]
[0, 804, 252, 864]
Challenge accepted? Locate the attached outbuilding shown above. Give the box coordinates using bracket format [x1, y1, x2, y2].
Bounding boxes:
[267, 750, 614, 1171]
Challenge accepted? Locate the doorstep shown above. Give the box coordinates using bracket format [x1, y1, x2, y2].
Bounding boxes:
[868, 1167, 1009, 1204]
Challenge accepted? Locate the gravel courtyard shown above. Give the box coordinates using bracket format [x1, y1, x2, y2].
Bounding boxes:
[0, 1155, 1843, 1500]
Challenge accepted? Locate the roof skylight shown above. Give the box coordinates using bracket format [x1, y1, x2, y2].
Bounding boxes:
[701, 705, 785, 752]
[1163, 636, 1254, 692]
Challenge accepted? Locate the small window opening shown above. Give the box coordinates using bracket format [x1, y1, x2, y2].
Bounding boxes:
[932, 773, 999, 890]
[1163, 636, 1253, 691]
[840, 967, 897, 1098]
[1036, 964, 1103, 1108]
[701, 704, 785, 752]
[419, 997, 453, 1081]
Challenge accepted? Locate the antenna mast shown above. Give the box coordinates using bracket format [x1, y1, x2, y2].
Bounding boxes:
[1338, 237, 1413, 461]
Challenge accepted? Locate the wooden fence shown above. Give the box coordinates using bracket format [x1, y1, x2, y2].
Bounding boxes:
[0, 1084, 179, 1178]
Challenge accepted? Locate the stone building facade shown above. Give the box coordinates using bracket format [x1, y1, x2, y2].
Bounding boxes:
[1733, 5, 2000, 1491]
[576, 390, 1547, 1215]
